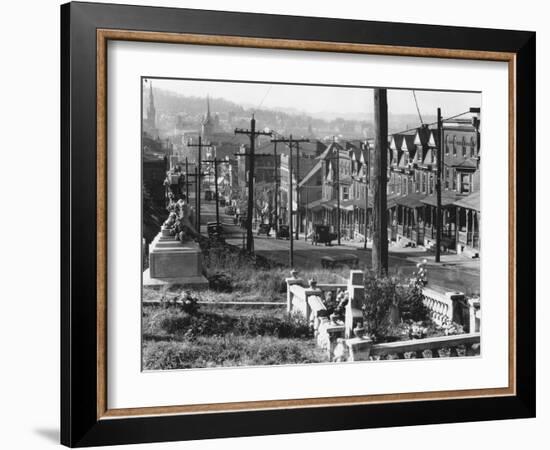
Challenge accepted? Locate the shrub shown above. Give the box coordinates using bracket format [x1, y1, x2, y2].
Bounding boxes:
[361, 270, 403, 340]
[207, 272, 234, 293]
[400, 280, 428, 322]
[361, 268, 431, 341]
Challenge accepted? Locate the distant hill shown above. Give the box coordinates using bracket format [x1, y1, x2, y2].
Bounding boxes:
[145, 88, 430, 139]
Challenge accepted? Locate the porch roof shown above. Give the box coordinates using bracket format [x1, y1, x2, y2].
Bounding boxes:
[305, 198, 325, 212]
[421, 190, 461, 207]
[394, 192, 427, 209]
[453, 191, 480, 211]
[341, 197, 373, 210]
[321, 199, 338, 210]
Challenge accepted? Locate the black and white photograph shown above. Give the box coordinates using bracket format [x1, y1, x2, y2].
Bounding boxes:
[141, 78, 481, 370]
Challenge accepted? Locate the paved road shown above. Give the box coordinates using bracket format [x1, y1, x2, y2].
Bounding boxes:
[199, 200, 480, 295]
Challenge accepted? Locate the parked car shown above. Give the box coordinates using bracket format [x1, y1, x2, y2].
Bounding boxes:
[207, 222, 224, 239]
[276, 225, 290, 240]
[311, 224, 338, 246]
[257, 223, 271, 236]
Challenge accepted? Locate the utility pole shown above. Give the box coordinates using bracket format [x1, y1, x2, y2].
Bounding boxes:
[271, 135, 309, 267]
[336, 145, 341, 246]
[184, 157, 189, 202]
[202, 158, 231, 228]
[273, 141, 279, 233]
[235, 115, 272, 253]
[295, 143, 301, 240]
[187, 136, 213, 233]
[363, 141, 371, 250]
[435, 107, 443, 263]
[325, 139, 342, 245]
[372, 88, 389, 276]
[186, 167, 208, 231]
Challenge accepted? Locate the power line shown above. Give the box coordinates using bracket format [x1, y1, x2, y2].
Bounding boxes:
[255, 85, 273, 113]
[412, 90, 424, 125]
[390, 109, 473, 137]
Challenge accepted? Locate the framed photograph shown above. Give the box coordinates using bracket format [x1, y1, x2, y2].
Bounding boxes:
[61, 1, 535, 447]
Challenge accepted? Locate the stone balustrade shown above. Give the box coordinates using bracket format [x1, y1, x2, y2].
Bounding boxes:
[285, 269, 481, 362]
[345, 332, 481, 362]
[422, 287, 455, 326]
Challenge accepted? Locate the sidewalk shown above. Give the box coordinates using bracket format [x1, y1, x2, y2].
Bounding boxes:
[297, 232, 480, 270]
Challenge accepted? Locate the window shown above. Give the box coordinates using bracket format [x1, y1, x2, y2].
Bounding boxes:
[445, 167, 450, 189]
[462, 136, 467, 157]
[470, 136, 476, 157]
[452, 169, 457, 190]
[342, 186, 349, 201]
[445, 135, 450, 155]
[452, 136, 457, 156]
[460, 173, 471, 193]
[421, 173, 426, 193]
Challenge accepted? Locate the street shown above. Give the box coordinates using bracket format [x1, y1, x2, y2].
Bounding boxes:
[199, 200, 480, 295]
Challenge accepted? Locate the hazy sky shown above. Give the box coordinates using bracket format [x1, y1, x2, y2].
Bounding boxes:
[146, 78, 480, 119]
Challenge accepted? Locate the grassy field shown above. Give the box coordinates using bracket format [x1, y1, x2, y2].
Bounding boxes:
[142, 304, 329, 369]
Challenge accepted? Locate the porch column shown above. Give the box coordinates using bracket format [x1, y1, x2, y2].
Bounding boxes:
[465, 209, 470, 246]
[455, 206, 461, 251]
[473, 211, 478, 249]
[477, 211, 481, 249]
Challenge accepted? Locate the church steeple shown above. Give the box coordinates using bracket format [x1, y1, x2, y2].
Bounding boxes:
[147, 80, 156, 127]
[149, 81, 155, 109]
[144, 79, 158, 139]
[201, 94, 214, 139]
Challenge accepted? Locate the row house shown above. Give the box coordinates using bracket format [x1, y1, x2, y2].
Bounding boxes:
[277, 140, 326, 228]
[386, 115, 481, 256]
[301, 140, 372, 240]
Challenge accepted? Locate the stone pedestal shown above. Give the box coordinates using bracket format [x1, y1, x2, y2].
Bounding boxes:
[143, 232, 208, 288]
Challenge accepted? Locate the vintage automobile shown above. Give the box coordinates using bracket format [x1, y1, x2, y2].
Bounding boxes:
[238, 215, 248, 229]
[311, 224, 338, 246]
[257, 223, 271, 236]
[207, 221, 224, 239]
[320, 253, 359, 269]
[276, 225, 290, 240]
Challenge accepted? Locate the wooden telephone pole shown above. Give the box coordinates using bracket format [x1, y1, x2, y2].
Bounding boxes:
[357, 141, 372, 250]
[186, 168, 208, 231]
[235, 115, 272, 253]
[435, 107, 443, 263]
[184, 157, 190, 202]
[325, 139, 342, 245]
[271, 135, 309, 267]
[372, 88, 389, 275]
[202, 158, 231, 228]
[187, 136, 213, 232]
[273, 141, 280, 233]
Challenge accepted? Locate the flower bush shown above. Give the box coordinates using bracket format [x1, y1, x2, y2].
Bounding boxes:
[361, 267, 430, 342]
